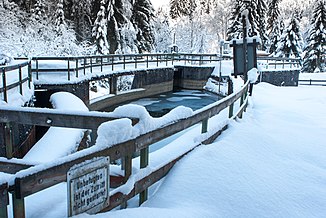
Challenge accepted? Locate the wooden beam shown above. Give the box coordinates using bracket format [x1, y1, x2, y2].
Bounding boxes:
[0, 107, 137, 130]
[0, 161, 33, 174]
[0, 183, 9, 218]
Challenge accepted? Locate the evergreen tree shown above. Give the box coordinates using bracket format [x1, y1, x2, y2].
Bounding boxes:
[154, 7, 172, 53]
[54, 0, 66, 32]
[132, 0, 156, 53]
[70, 0, 93, 41]
[227, 0, 259, 40]
[268, 20, 283, 54]
[267, 0, 281, 53]
[92, 0, 109, 54]
[275, 15, 303, 58]
[170, 0, 196, 19]
[255, 0, 268, 50]
[31, 0, 46, 20]
[302, 0, 326, 73]
[267, 0, 280, 34]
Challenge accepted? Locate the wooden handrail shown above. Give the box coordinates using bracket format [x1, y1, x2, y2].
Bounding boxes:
[8, 81, 249, 209]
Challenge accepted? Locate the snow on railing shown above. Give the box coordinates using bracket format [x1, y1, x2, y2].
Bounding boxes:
[0, 80, 250, 217]
[0, 61, 32, 103]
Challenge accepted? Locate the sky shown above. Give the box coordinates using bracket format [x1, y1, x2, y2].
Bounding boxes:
[150, 0, 167, 9]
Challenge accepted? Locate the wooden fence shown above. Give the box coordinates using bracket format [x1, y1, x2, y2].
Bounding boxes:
[298, 79, 326, 86]
[0, 61, 31, 102]
[258, 57, 301, 70]
[0, 80, 250, 218]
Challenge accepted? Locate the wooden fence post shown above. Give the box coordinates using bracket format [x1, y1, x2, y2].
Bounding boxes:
[110, 77, 118, 95]
[2, 69, 7, 102]
[0, 183, 9, 218]
[228, 79, 234, 118]
[4, 123, 13, 159]
[19, 66, 23, 95]
[13, 178, 25, 218]
[28, 61, 32, 88]
[67, 58, 71, 81]
[139, 147, 149, 205]
[201, 118, 208, 133]
[76, 59, 79, 78]
[120, 155, 132, 209]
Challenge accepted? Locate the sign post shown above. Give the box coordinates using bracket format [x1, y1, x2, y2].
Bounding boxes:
[67, 157, 110, 217]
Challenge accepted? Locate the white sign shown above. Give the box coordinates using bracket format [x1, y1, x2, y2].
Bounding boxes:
[67, 157, 110, 217]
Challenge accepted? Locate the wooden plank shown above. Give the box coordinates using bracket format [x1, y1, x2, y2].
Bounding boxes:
[0, 107, 137, 130]
[0, 161, 33, 174]
[15, 140, 136, 198]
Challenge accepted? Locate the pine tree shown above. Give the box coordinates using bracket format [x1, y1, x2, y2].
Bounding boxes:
[275, 15, 303, 58]
[92, 0, 109, 54]
[302, 0, 326, 73]
[132, 0, 156, 53]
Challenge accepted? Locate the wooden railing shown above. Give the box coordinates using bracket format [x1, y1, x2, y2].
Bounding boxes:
[298, 79, 326, 86]
[0, 61, 31, 102]
[258, 57, 301, 70]
[31, 53, 222, 81]
[0, 80, 250, 218]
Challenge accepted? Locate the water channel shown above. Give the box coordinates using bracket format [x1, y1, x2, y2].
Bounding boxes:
[129, 89, 222, 117]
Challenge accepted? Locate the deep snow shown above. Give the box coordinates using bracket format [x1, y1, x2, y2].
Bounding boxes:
[3, 80, 325, 218]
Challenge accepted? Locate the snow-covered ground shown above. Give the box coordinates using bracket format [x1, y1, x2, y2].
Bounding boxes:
[3, 81, 325, 217]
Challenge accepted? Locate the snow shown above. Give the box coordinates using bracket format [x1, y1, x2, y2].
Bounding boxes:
[247, 67, 259, 83]
[2, 79, 326, 217]
[93, 83, 326, 218]
[23, 92, 88, 163]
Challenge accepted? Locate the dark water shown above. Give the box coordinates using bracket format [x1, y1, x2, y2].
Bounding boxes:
[131, 89, 222, 117]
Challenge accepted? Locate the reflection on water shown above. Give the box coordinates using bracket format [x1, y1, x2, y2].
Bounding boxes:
[131, 89, 221, 117]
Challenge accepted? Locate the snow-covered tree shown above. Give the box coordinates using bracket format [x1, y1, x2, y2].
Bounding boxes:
[92, 0, 109, 54]
[227, 0, 260, 40]
[54, 0, 66, 32]
[275, 15, 304, 58]
[154, 7, 172, 53]
[267, 0, 281, 53]
[256, 0, 268, 50]
[70, 0, 93, 41]
[170, 0, 196, 19]
[132, 0, 156, 53]
[268, 20, 284, 54]
[31, 0, 46, 20]
[302, 0, 326, 73]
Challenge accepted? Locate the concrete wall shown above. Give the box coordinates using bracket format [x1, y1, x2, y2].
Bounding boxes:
[174, 66, 214, 90]
[259, 70, 300, 86]
[90, 68, 174, 111]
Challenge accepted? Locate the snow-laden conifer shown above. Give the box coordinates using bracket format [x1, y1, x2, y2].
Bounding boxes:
[92, 0, 109, 54]
[302, 0, 326, 73]
[275, 15, 304, 58]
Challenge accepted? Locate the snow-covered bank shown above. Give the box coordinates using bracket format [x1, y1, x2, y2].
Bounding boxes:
[8, 83, 325, 217]
[98, 83, 326, 218]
